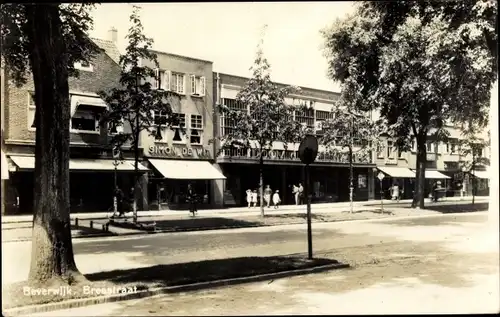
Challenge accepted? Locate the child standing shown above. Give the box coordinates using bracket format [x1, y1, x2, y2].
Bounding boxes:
[251, 189, 258, 208]
[246, 189, 252, 208]
[272, 190, 281, 209]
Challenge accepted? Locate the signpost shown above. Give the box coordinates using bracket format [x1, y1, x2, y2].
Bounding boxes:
[298, 135, 319, 260]
[112, 146, 123, 216]
[377, 171, 385, 214]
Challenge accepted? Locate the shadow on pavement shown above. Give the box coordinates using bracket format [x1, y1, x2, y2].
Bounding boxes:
[264, 213, 327, 221]
[352, 209, 395, 216]
[85, 256, 346, 290]
[110, 217, 263, 232]
[423, 202, 488, 213]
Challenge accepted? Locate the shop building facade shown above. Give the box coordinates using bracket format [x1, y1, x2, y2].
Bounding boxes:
[212, 72, 376, 206]
[374, 121, 491, 199]
[139, 51, 225, 210]
[1, 30, 149, 215]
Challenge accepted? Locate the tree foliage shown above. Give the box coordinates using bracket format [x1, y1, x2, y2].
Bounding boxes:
[213, 37, 305, 216]
[98, 6, 179, 219]
[320, 103, 383, 212]
[322, 0, 497, 208]
[0, 3, 99, 284]
[1, 3, 99, 86]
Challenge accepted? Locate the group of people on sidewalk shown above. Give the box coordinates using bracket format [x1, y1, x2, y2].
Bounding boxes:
[246, 185, 281, 209]
[113, 183, 200, 217]
[245, 183, 306, 209]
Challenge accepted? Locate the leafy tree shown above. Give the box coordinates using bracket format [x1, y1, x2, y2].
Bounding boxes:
[458, 126, 490, 205]
[322, 1, 497, 209]
[0, 3, 99, 284]
[320, 103, 383, 213]
[98, 6, 179, 222]
[213, 35, 305, 217]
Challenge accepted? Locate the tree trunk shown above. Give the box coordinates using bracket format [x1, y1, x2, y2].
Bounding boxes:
[26, 4, 84, 284]
[349, 146, 354, 214]
[412, 135, 427, 209]
[259, 152, 264, 217]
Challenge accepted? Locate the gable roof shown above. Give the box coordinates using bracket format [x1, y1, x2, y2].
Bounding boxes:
[91, 37, 121, 65]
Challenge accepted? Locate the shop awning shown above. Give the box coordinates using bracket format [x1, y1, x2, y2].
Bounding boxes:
[425, 170, 451, 179]
[9, 156, 149, 172]
[1, 150, 9, 180]
[470, 170, 490, 179]
[148, 159, 226, 180]
[377, 166, 416, 178]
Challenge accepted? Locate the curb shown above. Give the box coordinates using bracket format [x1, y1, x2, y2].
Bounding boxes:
[1, 232, 117, 244]
[2, 262, 349, 316]
[3, 209, 486, 243]
[2, 199, 487, 224]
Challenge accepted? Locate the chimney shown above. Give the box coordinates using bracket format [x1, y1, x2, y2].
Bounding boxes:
[108, 27, 118, 44]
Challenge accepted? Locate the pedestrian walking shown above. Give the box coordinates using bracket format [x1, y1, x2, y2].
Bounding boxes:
[272, 190, 281, 209]
[187, 183, 198, 216]
[292, 185, 299, 205]
[391, 182, 400, 202]
[431, 181, 438, 202]
[264, 185, 272, 208]
[114, 186, 125, 217]
[251, 189, 258, 207]
[298, 183, 304, 205]
[246, 189, 253, 208]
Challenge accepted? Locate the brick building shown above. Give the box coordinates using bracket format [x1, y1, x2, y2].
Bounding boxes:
[1, 28, 148, 215]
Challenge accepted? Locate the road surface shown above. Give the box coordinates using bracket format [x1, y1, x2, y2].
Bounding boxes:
[1, 211, 485, 284]
[4, 212, 498, 315]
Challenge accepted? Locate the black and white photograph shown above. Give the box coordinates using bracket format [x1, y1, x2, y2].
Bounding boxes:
[1, 1, 498, 315]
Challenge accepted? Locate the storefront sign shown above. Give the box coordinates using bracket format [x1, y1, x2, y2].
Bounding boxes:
[220, 148, 371, 164]
[148, 145, 211, 159]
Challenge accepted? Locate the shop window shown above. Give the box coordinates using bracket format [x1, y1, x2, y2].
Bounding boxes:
[190, 114, 203, 145]
[358, 174, 367, 188]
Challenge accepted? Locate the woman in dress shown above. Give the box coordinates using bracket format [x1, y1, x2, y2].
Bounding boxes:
[246, 189, 253, 208]
[272, 190, 281, 209]
[251, 189, 258, 208]
[292, 185, 299, 205]
[264, 185, 272, 208]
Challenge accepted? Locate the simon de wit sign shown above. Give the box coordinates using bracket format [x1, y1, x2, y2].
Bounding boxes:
[148, 144, 212, 159]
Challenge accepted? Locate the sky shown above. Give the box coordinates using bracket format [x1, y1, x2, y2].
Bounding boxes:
[89, 2, 357, 93]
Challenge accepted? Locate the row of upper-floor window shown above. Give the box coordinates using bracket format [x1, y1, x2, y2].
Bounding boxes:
[73, 61, 206, 97]
[146, 70, 206, 97]
[378, 140, 485, 159]
[27, 92, 205, 145]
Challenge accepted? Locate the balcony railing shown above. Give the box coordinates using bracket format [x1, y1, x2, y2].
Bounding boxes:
[218, 148, 373, 164]
[426, 153, 437, 161]
[442, 153, 460, 162]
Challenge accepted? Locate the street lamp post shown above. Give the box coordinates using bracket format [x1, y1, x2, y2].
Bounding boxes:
[112, 146, 122, 216]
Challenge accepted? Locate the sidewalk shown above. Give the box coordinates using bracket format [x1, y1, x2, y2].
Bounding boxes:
[1, 198, 489, 243]
[0, 196, 490, 224]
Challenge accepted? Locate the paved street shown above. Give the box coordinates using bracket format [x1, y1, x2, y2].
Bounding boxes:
[3, 211, 499, 314]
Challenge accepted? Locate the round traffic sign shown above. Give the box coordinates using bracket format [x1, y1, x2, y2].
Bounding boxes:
[298, 135, 319, 165]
